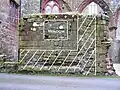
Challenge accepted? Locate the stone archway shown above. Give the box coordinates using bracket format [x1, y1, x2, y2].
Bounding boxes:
[110, 7, 120, 76]
[78, 0, 112, 15]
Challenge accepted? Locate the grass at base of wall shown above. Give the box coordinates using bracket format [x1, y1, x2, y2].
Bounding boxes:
[0, 62, 119, 78]
[0, 68, 119, 78]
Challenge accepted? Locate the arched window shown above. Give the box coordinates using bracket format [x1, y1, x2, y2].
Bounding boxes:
[45, 5, 52, 14]
[78, 0, 111, 15]
[52, 5, 59, 13]
[82, 2, 103, 15]
[42, 0, 61, 13]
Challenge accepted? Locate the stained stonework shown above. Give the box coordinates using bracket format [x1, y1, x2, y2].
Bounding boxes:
[21, 0, 40, 17]
[108, 7, 120, 64]
[19, 14, 113, 75]
[19, 14, 77, 50]
[0, 0, 19, 61]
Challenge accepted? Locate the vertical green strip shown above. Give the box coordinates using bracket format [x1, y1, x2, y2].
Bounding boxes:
[40, 0, 43, 12]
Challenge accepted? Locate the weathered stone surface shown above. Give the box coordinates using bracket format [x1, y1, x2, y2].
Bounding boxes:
[20, 14, 77, 50]
[21, 0, 40, 17]
[19, 14, 113, 76]
[0, 0, 19, 61]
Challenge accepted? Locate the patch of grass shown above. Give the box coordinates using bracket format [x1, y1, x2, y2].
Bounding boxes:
[6, 68, 119, 78]
[0, 62, 119, 78]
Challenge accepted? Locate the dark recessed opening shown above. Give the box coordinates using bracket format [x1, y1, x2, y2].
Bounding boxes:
[45, 35, 49, 39]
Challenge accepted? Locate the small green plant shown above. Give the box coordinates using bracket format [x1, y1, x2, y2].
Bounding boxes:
[18, 19, 24, 33]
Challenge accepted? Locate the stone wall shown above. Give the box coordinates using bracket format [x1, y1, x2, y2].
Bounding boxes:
[0, 0, 19, 61]
[21, 0, 40, 17]
[19, 14, 116, 76]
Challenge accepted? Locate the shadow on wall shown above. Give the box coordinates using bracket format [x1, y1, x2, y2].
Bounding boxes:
[109, 40, 120, 63]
